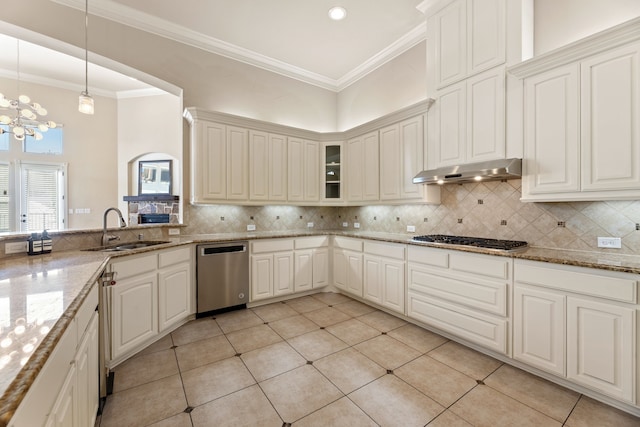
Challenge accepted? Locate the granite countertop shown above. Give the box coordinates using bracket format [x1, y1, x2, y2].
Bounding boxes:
[1, 230, 639, 425]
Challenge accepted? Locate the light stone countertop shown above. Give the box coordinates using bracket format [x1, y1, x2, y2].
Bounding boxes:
[0, 230, 638, 425]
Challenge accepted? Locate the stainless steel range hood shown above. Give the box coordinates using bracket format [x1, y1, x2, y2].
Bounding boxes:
[413, 158, 522, 185]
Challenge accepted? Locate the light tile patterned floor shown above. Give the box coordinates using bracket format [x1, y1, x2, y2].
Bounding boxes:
[96, 293, 640, 427]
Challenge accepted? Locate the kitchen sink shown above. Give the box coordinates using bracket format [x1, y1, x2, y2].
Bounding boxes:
[84, 240, 171, 252]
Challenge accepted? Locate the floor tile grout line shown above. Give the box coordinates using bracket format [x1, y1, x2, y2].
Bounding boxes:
[561, 393, 584, 426]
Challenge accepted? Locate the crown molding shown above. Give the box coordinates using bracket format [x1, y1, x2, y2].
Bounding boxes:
[52, 0, 426, 92]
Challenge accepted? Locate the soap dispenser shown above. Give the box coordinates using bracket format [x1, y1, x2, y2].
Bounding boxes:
[41, 229, 52, 254]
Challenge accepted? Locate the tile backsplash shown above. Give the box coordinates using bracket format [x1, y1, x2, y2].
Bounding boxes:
[184, 179, 640, 254]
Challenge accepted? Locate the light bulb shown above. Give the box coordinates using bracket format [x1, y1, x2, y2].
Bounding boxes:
[18, 94, 30, 104]
[38, 123, 49, 132]
[328, 6, 347, 20]
[0, 98, 9, 108]
[46, 121, 57, 129]
[35, 131, 43, 141]
[13, 126, 24, 136]
[0, 115, 11, 124]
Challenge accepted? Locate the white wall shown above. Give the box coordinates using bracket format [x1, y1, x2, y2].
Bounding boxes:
[534, 0, 640, 55]
[336, 41, 428, 131]
[0, 77, 118, 230]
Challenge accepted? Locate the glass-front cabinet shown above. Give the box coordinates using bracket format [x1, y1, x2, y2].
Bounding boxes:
[322, 142, 343, 202]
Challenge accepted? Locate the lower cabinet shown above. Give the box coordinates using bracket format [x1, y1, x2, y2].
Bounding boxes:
[332, 237, 364, 298]
[10, 285, 99, 427]
[108, 246, 193, 367]
[407, 246, 511, 355]
[250, 237, 329, 302]
[514, 259, 637, 403]
[363, 241, 406, 314]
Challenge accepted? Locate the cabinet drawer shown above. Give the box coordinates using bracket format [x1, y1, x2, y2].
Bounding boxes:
[112, 253, 157, 278]
[408, 292, 507, 354]
[409, 264, 507, 316]
[450, 252, 510, 280]
[76, 284, 98, 343]
[158, 246, 192, 268]
[364, 241, 405, 260]
[515, 260, 637, 303]
[252, 238, 294, 253]
[295, 236, 329, 249]
[407, 245, 449, 268]
[333, 236, 363, 252]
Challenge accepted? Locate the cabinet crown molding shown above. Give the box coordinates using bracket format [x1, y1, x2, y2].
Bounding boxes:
[508, 16, 640, 78]
[184, 100, 431, 142]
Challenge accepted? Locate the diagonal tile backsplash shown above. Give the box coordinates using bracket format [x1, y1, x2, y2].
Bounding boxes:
[184, 179, 640, 254]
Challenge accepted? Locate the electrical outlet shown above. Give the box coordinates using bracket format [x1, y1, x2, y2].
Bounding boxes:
[307, 222, 314, 228]
[342, 222, 348, 227]
[597, 237, 621, 249]
[247, 224, 256, 231]
[168, 228, 180, 235]
[5, 241, 28, 254]
[354, 222, 360, 229]
[406, 225, 416, 233]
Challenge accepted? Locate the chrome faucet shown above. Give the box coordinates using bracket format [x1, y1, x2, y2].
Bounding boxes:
[102, 207, 127, 246]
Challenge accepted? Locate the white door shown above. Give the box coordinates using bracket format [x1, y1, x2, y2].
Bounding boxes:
[346, 252, 363, 297]
[466, 67, 505, 163]
[382, 260, 405, 314]
[273, 252, 294, 296]
[399, 116, 424, 199]
[363, 255, 382, 305]
[196, 121, 226, 201]
[226, 126, 249, 200]
[434, 0, 467, 88]
[379, 124, 401, 200]
[312, 248, 329, 288]
[346, 136, 364, 201]
[18, 162, 66, 232]
[158, 263, 191, 332]
[251, 255, 273, 301]
[332, 249, 348, 292]
[433, 81, 466, 168]
[294, 250, 313, 292]
[249, 130, 269, 200]
[467, 0, 506, 75]
[269, 134, 288, 200]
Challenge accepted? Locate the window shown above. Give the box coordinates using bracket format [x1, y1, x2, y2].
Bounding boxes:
[19, 162, 66, 232]
[0, 125, 9, 151]
[24, 127, 63, 155]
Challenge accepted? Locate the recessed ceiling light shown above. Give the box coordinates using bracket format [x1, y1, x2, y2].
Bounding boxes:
[328, 6, 347, 21]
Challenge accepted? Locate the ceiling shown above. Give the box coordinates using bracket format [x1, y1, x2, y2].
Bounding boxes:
[0, 0, 427, 95]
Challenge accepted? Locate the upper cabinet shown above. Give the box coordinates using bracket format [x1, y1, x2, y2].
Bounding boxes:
[249, 131, 288, 202]
[288, 138, 320, 203]
[434, 0, 506, 88]
[346, 132, 379, 202]
[510, 18, 640, 201]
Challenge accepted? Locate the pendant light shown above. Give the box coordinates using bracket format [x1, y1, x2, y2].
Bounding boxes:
[78, 0, 94, 114]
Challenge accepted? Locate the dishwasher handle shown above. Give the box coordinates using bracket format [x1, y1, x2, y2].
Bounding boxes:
[200, 244, 247, 256]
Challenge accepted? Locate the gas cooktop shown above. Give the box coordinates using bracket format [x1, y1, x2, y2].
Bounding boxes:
[412, 234, 528, 252]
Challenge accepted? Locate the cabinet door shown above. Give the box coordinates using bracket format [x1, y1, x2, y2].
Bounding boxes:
[346, 251, 363, 297]
[273, 252, 294, 296]
[363, 255, 382, 305]
[523, 64, 580, 195]
[333, 249, 348, 292]
[158, 262, 191, 332]
[513, 285, 565, 376]
[382, 260, 405, 314]
[433, 81, 466, 168]
[227, 126, 249, 200]
[434, 0, 467, 88]
[249, 130, 269, 201]
[304, 140, 320, 201]
[76, 313, 99, 427]
[567, 297, 635, 402]
[194, 121, 226, 201]
[399, 116, 424, 199]
[312, 248, 329, 288]
[251, 254, 273, 301]
[346, 136, 364, 201]
[294, 250, 313, 292]
[467, 0, 505, 75]
[111, 272, 158, 360]
[288, 138, 319, 202]
[269, 134, 288, 200]
[46, 364, 77, 427]
[466, 67, 505, 163]
[379, 125, 401, 200]
[362, 132, 380, 201]
[581, 43, 640, 192]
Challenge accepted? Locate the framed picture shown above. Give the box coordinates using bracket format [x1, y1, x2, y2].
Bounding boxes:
[138, 160, 172, 195]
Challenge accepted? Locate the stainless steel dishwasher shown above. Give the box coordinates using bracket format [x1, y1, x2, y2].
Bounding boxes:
[196, 241, 249, 315]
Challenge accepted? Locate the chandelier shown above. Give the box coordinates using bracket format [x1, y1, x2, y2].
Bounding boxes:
[0, 41, 57, 141]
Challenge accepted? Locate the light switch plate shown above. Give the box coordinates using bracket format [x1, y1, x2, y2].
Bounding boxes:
[342, 222, 348, 227]
[354, 222, 360, 229]
[247, 224, 256, 231]
[307, 222, 314, 228]
[168, 228, 180, 235]
[406, 225, 416, 233]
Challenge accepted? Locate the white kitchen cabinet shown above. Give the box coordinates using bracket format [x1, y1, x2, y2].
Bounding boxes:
[226, 126, 249, 200]
[511, 23, 640, 201]
[567, 296, 635, 402]
[363, 241, 406, 314]
[322, 142, 344, 203]
[294, 236, 329, 292]
[250, 239, 294, 301]
[10, 286, 99, 427]
[332, 237, 363, 297]
[158, 247, 192, 333]
[250, 131, 287, 201]
[514, 259, 637, 403]
[432, 0, 506, 89]
[379, 115, 429, 201]
[513, 285, 566, 376]
[288, 138, 320, 202]
[429, 66, 505, 168]
[407, 245, 510, 354]
[346, 131, 379, 202]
